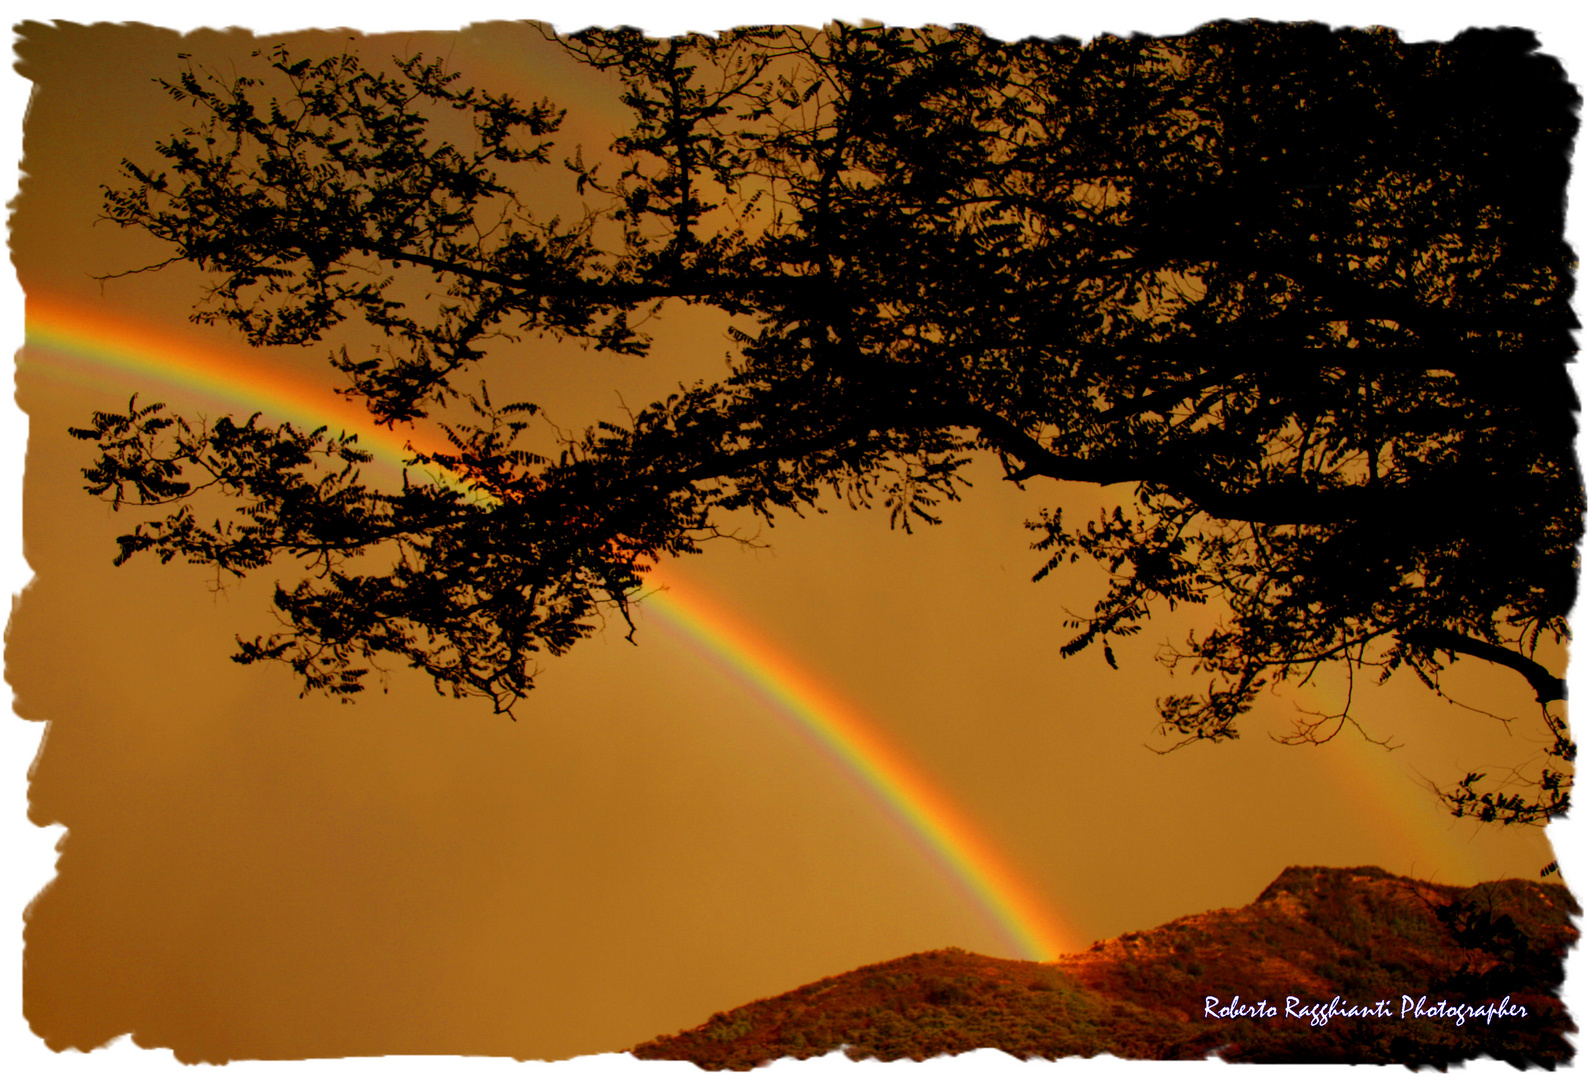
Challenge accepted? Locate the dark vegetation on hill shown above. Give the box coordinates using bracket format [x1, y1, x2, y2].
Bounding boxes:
[631, 867, 1578, 1069]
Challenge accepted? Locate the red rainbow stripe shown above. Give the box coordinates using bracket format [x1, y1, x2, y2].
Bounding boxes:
[642, 567, 1077, 959]
[22, 292, 1077, 960]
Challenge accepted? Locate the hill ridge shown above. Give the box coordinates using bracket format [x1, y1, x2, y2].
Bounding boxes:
[632, 865, 1577, 1068]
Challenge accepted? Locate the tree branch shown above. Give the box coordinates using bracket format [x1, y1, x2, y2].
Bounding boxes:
[963, 403, 1460, 525]
[1399, 628, 1566, 703]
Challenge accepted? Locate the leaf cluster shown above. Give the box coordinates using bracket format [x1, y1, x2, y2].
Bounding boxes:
[84, 23, 1579, 807]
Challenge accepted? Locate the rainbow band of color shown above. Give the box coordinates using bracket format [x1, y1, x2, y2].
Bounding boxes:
[640, 568, 1074, 960]
[23, 293, 1075, 961]
[22, 294, 462, 489]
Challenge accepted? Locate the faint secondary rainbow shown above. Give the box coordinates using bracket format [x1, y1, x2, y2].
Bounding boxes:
[21, 293, 1077, 960]
[639, 567, 1076, 960]
[1288, 680, 1506, 885]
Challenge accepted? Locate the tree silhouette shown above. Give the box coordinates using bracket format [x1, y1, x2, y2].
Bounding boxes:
[75, 22, 1579, 821]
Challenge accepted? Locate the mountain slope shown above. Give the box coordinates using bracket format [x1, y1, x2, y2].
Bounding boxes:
[631, 866, 1578, 1069]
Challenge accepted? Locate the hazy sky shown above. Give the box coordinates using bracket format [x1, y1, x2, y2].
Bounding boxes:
[5, 3, 1587, 1077]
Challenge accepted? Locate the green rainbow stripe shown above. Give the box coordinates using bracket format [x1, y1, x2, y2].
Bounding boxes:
[22, 293, 1076, 961]
[22, 294, 462, 490]
[641, 567, 1077, 960]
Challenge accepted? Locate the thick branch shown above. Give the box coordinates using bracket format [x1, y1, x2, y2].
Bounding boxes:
[965, 404, 1432, 525]
[1399, 627, 1566, 703]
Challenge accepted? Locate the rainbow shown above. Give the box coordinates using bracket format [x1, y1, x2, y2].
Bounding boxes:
[640, 566, 1077, 960]
[1289, 680, 1489, 885]
[21, 293, 453, 487]
[21, 293, 1076, 960]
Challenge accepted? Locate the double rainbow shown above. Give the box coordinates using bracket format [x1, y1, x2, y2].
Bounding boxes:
[21, 293, 1077, 960]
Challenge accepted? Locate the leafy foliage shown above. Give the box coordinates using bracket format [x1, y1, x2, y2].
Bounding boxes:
[83, 24, 1577, 808]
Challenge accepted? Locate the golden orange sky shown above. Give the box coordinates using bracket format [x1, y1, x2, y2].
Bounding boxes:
[5, 4, 1588, 1077]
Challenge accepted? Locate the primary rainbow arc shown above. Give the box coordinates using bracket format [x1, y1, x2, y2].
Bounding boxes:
[640, 569, 1075, 959]
[23, 293, 1077, 960]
